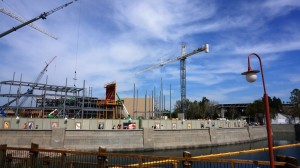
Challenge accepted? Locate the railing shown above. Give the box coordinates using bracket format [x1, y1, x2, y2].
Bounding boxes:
[0, 143, 297, 168]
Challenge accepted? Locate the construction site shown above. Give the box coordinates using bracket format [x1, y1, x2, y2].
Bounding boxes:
[0, 41, 209, 120]
[0, 0, 209, 120]
[0, 57, 155, 120]
[0, 73, 129, 119]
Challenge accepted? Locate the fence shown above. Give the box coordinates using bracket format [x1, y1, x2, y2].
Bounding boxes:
[0, 143, 298, 168]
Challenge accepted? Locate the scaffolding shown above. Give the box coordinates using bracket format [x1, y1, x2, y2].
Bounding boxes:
[96, 82, 124, 119]
[0, 79, 123, 119]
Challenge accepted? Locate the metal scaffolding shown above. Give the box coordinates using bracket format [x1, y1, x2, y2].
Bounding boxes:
[0, 78, 123, 119]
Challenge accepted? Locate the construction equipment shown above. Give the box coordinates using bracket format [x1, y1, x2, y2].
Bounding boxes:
[47, 109, 58, 118]
[0, 7, 58, 40]
[137, 43, 209, 118]
[0, 0, 77, 38]
[19, 56, 57, 106]
[116, 93, 130, 118]
[0, 56, 57, 111]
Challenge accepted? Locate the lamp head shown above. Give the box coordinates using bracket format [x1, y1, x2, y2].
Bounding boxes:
[241, 70, 259, 83]
[204, 44, 209, 53]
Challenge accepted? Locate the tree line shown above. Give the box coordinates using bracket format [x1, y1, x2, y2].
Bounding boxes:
[171, 88, 300, 122]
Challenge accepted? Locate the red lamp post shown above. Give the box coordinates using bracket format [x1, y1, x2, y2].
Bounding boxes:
[241, 53, 275, 168]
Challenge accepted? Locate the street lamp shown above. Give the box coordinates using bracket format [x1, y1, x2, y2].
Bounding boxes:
[241, 53, 274, 168]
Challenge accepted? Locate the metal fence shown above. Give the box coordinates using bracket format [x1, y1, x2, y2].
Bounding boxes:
[0, 143, 296, 168]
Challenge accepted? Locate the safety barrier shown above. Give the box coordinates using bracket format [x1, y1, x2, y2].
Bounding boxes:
[0, 143, 298, 168]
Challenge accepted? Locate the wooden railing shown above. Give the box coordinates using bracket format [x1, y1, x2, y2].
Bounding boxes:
[0, 143, 298, 168]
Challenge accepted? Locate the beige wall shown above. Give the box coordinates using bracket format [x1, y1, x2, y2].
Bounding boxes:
[123, 98, 154, 119]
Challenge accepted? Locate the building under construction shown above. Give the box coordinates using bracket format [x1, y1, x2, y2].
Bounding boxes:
[0, 78, 127, 119]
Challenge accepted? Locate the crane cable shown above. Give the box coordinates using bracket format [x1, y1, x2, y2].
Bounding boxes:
[73, 0, 81, 87]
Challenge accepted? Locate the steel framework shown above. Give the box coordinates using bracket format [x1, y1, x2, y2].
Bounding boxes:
[0, 79, 123, 119]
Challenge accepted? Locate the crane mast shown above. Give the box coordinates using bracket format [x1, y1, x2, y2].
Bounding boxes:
[138, 44, 209, 118]
[0, 0, 77, 38]
[180, 43, 187, 117]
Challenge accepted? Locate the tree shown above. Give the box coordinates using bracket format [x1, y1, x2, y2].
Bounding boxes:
[264, 96, 283, 118]
[171, 100, 181, 118]
[225, 107, 240, 120]
[199, 97, 210, 119]
[289, 88, 300, 118]
[172, 97, 218, 119]
[246, 100, 265, 125]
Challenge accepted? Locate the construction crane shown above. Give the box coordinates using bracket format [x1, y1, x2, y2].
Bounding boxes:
[116, 93, 130, 118]
[0, 56, 57, 111]
[137, 43, 209, 118]
[18, 56, 57, 106]
[0, 0, 77, 38]
[0, 7, 58, 40]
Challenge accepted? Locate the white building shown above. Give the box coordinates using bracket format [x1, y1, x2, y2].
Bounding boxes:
[272, 113, 299, 124]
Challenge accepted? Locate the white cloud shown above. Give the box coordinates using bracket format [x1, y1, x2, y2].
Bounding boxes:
[1, 0, 300, 106]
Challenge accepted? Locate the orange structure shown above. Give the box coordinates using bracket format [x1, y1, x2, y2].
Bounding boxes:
[96, 82, 123, 119]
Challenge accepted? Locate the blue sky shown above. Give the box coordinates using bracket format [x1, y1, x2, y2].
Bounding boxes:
[1, 0, 300, 110]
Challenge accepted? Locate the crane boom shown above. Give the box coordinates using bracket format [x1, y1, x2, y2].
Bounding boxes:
[19, 56, 57, 106]
[0, 56, 57, 109]
[137, 44, 209, 74]
[0, 8, 58, 40]
[137, 43, 209, 118]
[0, 0, 77, 38]
[116, 93, 130, 117]
[34, 56, 57, 84]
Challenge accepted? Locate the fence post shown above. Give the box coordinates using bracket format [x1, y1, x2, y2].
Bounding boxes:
[29, 143, 39, 168]
[0, 144, 7, 167]
[182, 151, 192, 168]
[60, 152, 66, 168]
[172, 162, 178, 168]
[98, 147, 108, 168]
[276, 155, 299, 168]
[285, 156, 298, 168]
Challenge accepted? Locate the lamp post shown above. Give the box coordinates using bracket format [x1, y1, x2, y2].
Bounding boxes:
[241, 53, 274, 168]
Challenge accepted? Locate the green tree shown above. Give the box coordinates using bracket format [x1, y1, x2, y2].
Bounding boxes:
[289, 88, 300, 118]
[246, 99, 264, 124]
[199, 97, 210, 119]
[224, 107, 240, 120]
[171, 100, 181, 118]
[172, 97, 218, 119]
[264, 96, 282, 118]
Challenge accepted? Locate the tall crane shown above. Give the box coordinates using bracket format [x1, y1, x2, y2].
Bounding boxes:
[0, 56, 57, 110]
[137, 43, 209, 118]
[0, 7, 58, 40]
[19, 56, 57, 106]
[0, 0, 77, 38]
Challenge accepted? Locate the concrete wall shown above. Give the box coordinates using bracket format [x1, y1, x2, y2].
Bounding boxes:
[152, 129, 211, 150]
[0, 125, 267, 152]
[271, 124, 297, 141]
[271, 124, 295, 133]
[0, 118, 247, 130]
[64, 130, 144, 151]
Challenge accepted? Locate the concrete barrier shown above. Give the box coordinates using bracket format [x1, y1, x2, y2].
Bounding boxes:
[0, 118, 247, 130]
[0, 126, 267, 151]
